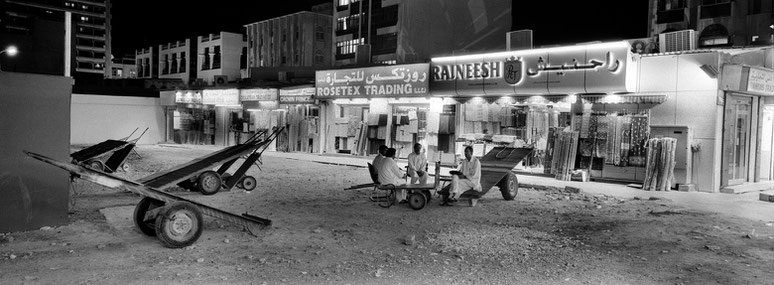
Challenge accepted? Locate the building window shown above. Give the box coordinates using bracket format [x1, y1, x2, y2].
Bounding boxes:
[316, 27, 325, 41]
[202, 47, 210, 70]
[240, 47, 247, 69]
[700, 0, 732, 18]
[657, 0, 685, 11]
[170, 54, 178, 74]
[337, 14, 362, 32]
[701, 0, 730, 4]
[315, 50, 324, 66]
[295, 27, 299, 40]
[748, 0, 773, 14]
[136, 59, 143, 77]
[282, 29, 287, 42]
[144, 58, 150, 76]
[338, 0, 359, 6]
[212, 46, 221, 69]
[161, 54, 169, 75]
[180, 52, 186, 73]
[336, 38, 364, 56]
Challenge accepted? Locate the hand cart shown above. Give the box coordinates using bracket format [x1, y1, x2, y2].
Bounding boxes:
[70, 127, 148, 173]
[440, 147, 533, 206]
[136, 127, 284, 195]
[366, 161, 442, 210]
[25, 150, 271, 248]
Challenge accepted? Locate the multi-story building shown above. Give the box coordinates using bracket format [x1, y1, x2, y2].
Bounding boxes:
[135, 47, 156, 79]
[110, 56, 136, 79]
[332, 0, 512, 66]
[134, 31, 246, 86]
[244, 9, 333, 80]
[197, 31, 246, 86]
[648, 0, 774, 48]
[0, 0, 112, 77]
[158, 39, 197, 84]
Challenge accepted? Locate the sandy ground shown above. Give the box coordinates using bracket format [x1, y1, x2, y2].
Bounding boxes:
[2, 144, 774, 284]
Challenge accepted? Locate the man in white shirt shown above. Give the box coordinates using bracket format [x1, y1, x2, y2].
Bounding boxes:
[407, 143, 428, 185]
[372, 145, 388, 171]
[377, 148, 407, 203]
[444, 146, 481, 205]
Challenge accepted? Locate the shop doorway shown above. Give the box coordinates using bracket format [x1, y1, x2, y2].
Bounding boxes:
[391, 105, 429, 159]
[759, 105, 774, 181]
[722, 95, 754, 186]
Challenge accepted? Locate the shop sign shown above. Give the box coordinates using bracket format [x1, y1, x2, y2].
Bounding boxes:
[315, 63, 429, 98]
[202, 89, 239, 106]
[279, 87, 315, 104]
[747, 68, 774, 94]
[430, 41, 636, 96]
[174, 90, 203, 104]
[240, 88, 278, 101]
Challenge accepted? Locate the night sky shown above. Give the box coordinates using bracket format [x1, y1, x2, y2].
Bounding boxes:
[110, 0, 650, 58]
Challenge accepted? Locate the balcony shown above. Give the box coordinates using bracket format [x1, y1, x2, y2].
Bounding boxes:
[656, 9, 685, 24]
[75, 33, 105, 41]
[70, 0, 107, 8]
[700, 2, 732, 19]
[76, 56, 105, 63]
[77, 22, 106, 30]
[75, 45, 106, 52]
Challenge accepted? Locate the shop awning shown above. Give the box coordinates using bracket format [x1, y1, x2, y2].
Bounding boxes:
[580, 94, 667, 104]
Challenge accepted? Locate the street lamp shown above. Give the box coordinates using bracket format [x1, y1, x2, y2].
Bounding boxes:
[0, 45, 19, 71]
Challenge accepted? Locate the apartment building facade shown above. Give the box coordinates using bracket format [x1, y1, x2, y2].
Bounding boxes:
[0, 0, 112, 77]
[332, 0, 512, 66]
[158, 38, 197, 84]
[648, 0, 774, 48]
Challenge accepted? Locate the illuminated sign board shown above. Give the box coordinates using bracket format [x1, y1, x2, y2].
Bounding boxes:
[240, 88, 278, 101]
[315, 64, 429, 98]
[430, 41, 637, 96]
[174, 91, 203, 104]
[202, 89, 239, 106]
[280, 87, 315, 104]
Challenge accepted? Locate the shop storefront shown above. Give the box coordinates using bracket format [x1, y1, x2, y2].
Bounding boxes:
[280, 86, 319, 153]
[240, 87, 283, 151]
[431, 41, 654, 181]
[201, 88, 242, 146]
[720, 64, 774, 191]
[315, 64, 438, 159]
[159, 90, 218, 145]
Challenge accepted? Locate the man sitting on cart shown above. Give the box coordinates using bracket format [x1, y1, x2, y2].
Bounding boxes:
[372, 145, 388, 171]
[442, 145, 481, 205]
[407, 143, 428, 185]
[377, 147, 408, 203]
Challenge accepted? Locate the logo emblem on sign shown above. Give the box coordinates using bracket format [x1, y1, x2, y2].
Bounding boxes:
[504, 56, 523, 85]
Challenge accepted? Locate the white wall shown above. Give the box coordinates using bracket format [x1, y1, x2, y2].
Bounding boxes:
[638, 52, 722, 192]
[71, 94, 165, 145]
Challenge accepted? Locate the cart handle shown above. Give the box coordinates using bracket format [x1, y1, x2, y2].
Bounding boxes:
[119, 128, 139, 141]
[127, 127, 149, 144]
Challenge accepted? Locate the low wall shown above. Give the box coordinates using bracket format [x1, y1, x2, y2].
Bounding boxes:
[71, 94, 165, 145]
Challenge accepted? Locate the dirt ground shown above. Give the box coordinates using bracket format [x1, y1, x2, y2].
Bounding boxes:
[2, 145, 774, 284]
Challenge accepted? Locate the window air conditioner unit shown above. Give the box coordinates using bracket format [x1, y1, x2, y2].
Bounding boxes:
[627, 37, 658, 54]
[658, 29, 696, 53]
[214, 75, 228, 86]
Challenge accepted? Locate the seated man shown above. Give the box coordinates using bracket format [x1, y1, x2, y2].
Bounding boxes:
[443, 145, 481, 205]
[377, 147, 407, 203]
[407, 143, 428, 185]
[372, 145, 388, 171]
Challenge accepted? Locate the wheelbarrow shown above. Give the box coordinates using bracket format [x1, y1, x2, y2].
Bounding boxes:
[70, 127, 148, 173]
